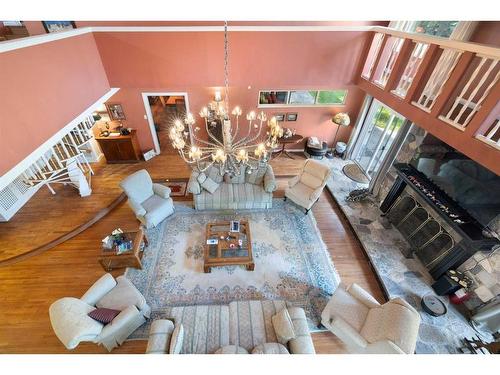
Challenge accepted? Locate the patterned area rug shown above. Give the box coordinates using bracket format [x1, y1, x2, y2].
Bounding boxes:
[126, 199, 340, 339]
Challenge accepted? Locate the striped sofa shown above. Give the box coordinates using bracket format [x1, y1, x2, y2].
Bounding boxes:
[146, 300, 315, 354]
[187, 165, 277, 210]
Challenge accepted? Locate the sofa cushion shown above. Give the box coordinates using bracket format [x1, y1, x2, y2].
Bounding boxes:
[271, 308, 296, 345]
[245, 166, 267, 186]
[169, 324, 184, 354]
[205, 165, 224, 184]
[88, 307, 121, 324]
[225, 165, 247, 184]
[215, 345, 249, 354]
[162, 304, 230, 354]
[96, 276, 147, 313]
[251, 343, 289, 354]
[327, 287, 369, 332]
[229, 300, 286, 351]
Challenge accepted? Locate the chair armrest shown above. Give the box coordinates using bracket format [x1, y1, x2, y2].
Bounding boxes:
[128, 199, 147, 217]
[263, 166, 277, 193]
[81, 273, 117, 306]
[322, 315, 368, 352]
[187, 172, 202, 195]
[347, 283, 381, 309]
[153, 183, 171, 199]
[288, 175, 300, 188]
[98, 305, 143, 343]
[366, 340, 406, 354]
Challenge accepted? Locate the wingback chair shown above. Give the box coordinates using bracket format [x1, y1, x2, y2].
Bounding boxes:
[120, 169, 174, 228]
[321, 283, 421, 354]
[49, 273, 151, 351]
[284, 159, 332, 214]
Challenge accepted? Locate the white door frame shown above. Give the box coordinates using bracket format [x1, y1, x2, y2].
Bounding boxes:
[141, 92, 190, 155]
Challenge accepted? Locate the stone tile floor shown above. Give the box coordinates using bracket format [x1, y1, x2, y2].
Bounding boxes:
[322, 157, 492, 354]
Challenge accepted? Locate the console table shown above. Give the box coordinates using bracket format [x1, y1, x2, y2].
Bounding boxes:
[96, 130, 142, 163]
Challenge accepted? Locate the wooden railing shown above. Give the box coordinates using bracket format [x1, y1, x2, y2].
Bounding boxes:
[357, 27, 500, 174]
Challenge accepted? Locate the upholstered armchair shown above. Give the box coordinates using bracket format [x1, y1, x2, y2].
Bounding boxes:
[120, 169, 174, 228]
[49, 273, 151, 351]
[284, 159, 332, 214]
[321, 283, 421, 354]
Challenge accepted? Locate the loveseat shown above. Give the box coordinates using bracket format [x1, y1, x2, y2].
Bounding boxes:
[145, 300, 315, 354]
[187, 164, 277, 210]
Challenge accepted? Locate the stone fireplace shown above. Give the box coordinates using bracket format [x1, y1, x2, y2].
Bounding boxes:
[376, 125, 499, 279]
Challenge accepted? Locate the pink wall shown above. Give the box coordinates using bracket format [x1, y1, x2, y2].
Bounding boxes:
[94, 30, 374, 152]
[0, 33, 110, 175]
[23, 21, 47, 36]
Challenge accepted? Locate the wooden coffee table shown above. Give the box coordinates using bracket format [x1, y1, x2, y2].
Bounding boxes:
[98, 228, 148, 271]
[204, 220, 254, 273]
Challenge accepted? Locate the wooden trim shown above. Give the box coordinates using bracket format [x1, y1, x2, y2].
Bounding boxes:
[405, 44, 441, 103]
[384, 38, 414, 93]
[0, 193, 126, 267]
[430, 51, 475, 117]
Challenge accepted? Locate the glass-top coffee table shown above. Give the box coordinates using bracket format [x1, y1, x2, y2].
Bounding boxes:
[204, 220, 254, 273]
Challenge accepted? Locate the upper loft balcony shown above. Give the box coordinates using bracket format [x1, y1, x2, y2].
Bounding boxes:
[357, 25, 500, 174]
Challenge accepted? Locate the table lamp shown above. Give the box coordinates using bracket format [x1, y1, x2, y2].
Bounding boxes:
[327, 112, 350, 158]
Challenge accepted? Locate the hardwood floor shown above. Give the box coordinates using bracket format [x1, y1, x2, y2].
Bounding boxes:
[0, 153, 384, 354]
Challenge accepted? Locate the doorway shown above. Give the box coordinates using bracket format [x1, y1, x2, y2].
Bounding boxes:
[142, 93, 190, 155]
[351, 99, 406, 179]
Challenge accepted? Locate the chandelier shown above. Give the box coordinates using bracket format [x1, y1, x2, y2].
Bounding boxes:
[169, 21, 283, 176]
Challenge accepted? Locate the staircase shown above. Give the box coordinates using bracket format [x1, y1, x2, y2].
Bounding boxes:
[0, 116, 96, 221]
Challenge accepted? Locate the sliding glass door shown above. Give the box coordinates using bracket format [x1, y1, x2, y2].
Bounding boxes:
[351, 99, 406, 179]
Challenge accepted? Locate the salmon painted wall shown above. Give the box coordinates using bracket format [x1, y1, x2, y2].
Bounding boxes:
[94, 30, 375, 152]
[471, 21, 500, 47]
[0, 33, 110, 176]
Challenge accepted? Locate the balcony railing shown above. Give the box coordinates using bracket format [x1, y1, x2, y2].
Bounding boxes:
[358, 26, 500, 172]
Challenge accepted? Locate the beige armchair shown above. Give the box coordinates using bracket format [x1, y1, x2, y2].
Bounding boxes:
[321, 283, 421, 354]
[120, 169, 174, 228]
[49, 273, 150, 351]
[284, 159, 332, 214]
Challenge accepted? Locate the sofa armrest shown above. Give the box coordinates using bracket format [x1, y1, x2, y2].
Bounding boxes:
[287, 307, 315, 354]
[322, 315, 368, 352]
[187, 172, 202, 195]
[347, 283, 381, 309]
[153, 183, 171, 199]
[81, 273, 117, 306]
[146, 319, 175, 354]
[263, 166, 277, 193]
[128, 199, 147, 217]
[288, 175, 300, 188]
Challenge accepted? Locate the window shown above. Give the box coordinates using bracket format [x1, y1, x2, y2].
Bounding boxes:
[258, 89, 347, 107]
[259, 91, 288, 105]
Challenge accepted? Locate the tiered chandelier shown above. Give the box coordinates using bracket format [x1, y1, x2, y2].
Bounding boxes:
[169, 21, 283, 176]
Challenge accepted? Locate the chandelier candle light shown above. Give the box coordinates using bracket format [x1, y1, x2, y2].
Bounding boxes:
[169, 22, 283, 176]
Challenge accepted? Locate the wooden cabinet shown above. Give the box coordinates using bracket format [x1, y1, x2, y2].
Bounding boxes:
[95, 130, 142, 163]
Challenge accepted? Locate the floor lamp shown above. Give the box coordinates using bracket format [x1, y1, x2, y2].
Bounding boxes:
[326, 112, 350, 158]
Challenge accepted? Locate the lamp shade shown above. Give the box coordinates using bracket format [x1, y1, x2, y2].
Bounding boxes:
[332, 112, 350, 126]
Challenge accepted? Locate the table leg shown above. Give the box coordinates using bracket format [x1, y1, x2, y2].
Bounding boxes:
[283, 150, 296, 159]
[246, 263, 255, 271]
[204, 265, 211, 273]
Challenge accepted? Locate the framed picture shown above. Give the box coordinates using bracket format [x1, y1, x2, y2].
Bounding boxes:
[258, 91, 289, 106]
[274, 113, 285, 122]
[42, 21, 76, 33]
[286, 113, 298, 121]
[106, 103, 126, 121]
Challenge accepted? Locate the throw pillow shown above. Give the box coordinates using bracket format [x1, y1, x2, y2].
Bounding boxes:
[88, 307, 121, 324]
[251, 343, 289, 354]
[197, 172, 220, 194]
[245, 166, 267, 185]
[169, 324, 184, 354]
[215, 345, 249, 354]
[271, 308, 296, 345]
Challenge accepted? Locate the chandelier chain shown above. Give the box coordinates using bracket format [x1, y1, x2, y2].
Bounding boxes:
[224, 21, 229, 115]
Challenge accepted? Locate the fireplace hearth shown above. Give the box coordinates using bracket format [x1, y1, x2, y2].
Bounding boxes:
[381, 163, 499, 279]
